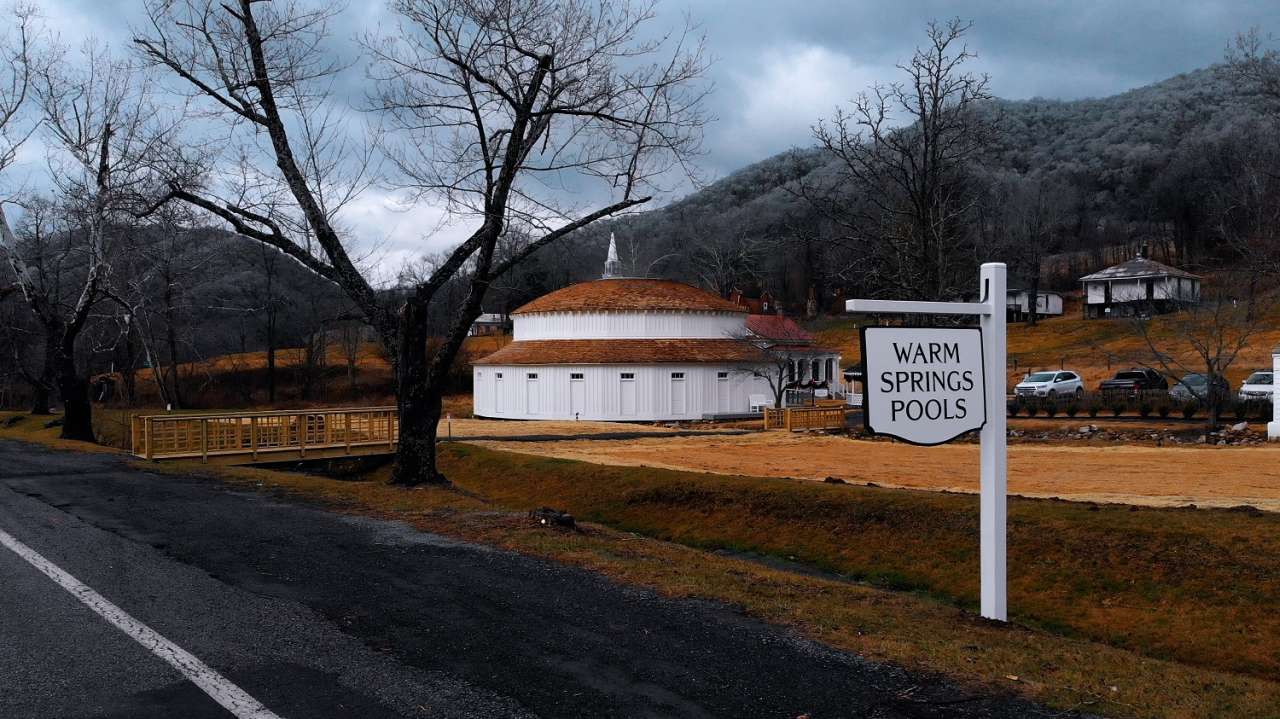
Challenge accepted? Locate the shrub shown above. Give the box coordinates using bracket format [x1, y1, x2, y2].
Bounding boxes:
[1233, 401, 1248, 422]
[1138, 401, 1152, 418]
[1182, 401, 1199, 419]
[1258, 401, 1274, 421]
[1065, 402, 1079, 417]
[1110, 402, 1125, 417]
[1087, 402, 1100, 418]
[1157, 403, 1171, 418]
[1025, 402, 1038, 417]
[1007, 401, 1019, 417]
[1044, 401, 1058, 417]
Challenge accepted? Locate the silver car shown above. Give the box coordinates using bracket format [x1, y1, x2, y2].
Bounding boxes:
[1013, 370, 1084, 400]
[1238, 370, 1274, 402]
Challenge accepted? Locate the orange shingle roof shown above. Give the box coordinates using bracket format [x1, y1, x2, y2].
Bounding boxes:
[473, 339, 766, 365]
[511, 278, 746, 315]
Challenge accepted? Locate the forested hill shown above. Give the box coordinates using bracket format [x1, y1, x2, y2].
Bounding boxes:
[496, 63, 1266, 313]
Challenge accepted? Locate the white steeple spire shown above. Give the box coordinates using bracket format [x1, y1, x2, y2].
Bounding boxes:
[602, 232, 622, 279]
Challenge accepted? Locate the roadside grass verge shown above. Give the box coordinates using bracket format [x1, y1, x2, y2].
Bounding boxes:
[3, 413, 1279, 718]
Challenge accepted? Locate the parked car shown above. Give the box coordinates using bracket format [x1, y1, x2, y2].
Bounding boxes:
[1237, 370, 1274, 403]
[1098, 368, 1168, 397]
[1168, 373, 1230, 403]
[1014, 370, 1084, 400]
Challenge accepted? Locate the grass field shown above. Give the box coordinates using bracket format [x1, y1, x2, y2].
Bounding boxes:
[476, 431, 1280, 510]
[3, 413, 1280, 718]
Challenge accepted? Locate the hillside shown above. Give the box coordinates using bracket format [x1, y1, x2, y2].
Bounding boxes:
[511, 63, 1267, 309]
[811, 284, 1280, 390]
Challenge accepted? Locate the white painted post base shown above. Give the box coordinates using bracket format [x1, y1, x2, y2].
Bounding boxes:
[1269, 346, 1280, 441]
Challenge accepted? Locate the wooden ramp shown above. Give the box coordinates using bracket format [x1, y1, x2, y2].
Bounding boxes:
[131, 407, 399, 465]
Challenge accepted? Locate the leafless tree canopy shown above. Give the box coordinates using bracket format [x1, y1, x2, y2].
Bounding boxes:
[365, 0, 709, 225]
[133, 0, 711, 483]
[808, 18, 996, 301]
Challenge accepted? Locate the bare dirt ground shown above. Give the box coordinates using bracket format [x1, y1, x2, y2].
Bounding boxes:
[474, 432, 1280, 511]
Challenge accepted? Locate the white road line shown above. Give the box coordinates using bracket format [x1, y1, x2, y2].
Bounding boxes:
[0, 526, 284, 719]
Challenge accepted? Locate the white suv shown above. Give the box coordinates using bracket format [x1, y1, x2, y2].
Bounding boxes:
[1014, 370, 1084, 400]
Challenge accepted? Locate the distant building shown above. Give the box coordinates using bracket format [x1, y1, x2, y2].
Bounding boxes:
[471, 247, 839, 420]
[468, 313, 510, 337]
[727, 287, 776, 314]
[1006, 286, 1063, 322]
[1079, 253, 1200, 319]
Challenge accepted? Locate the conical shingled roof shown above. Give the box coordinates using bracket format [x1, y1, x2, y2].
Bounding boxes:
[511, 278, 746, 315]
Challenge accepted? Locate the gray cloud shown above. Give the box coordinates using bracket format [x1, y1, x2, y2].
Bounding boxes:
[28, 0, 1280, 262]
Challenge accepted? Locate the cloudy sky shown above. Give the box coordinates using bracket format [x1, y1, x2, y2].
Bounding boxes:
[22, 0, 1280, 273]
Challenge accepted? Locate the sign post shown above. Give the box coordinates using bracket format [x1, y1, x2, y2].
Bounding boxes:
[847, 263, 1007, 621]
[1269, 344, 1280, 442]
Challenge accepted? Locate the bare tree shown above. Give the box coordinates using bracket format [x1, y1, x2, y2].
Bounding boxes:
[807, 18, 996, 301]
[979, 172, 1069, 325]
[136, 0, 709, 484]
[0, 4, 46, 410]
[681, 210, 764, 297]
[1129, 290, 1267, 430]
[3, 38, 169, 440]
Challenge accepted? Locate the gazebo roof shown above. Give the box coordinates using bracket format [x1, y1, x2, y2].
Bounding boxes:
[511, 278, 746, 315]
[1079, 257, 1199, 283]
[473, 339, 764, 365]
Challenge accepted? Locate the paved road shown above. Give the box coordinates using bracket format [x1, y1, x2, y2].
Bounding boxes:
[0, 440, 1078, 718]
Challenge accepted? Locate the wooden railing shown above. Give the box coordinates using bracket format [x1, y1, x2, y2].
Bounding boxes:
[131, 407, 399, 464]
[763, 406, 847, 432]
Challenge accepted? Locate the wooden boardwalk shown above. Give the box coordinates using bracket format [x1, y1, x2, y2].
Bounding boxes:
[131, 407, 399, 465]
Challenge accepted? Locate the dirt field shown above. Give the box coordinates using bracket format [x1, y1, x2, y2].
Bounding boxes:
[475, 432, 1280, 511]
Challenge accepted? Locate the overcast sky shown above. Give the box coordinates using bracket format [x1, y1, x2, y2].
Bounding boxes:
[23, 0, 1280, 272]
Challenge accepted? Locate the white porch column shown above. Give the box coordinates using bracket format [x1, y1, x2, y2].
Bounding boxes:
[1269, 344, 1280, 441]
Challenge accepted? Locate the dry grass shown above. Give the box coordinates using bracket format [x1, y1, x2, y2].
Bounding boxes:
[3, 414, 1280, 718]
[474, 432, 1280, 511]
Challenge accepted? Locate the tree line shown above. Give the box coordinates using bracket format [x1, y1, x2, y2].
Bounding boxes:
[6, 8, 1280, 478]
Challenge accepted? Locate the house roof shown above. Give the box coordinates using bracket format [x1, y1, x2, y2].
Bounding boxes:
[745, 314, 813, 343]
[473, 339, 766, 365]
[511, 278, 746, 315]
[1079, 257, 1200, 283]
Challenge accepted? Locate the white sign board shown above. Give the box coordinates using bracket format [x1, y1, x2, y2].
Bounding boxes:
[860, 326, 986, 445]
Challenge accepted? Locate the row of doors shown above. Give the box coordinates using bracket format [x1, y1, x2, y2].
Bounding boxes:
[493, 371, 734, 416]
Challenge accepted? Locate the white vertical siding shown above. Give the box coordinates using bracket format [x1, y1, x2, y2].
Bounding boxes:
[473, 353, 841, 421]
[514, 310, 746, 340]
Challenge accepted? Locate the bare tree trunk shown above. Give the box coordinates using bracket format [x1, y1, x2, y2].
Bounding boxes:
[29, 332, 56, 414]
[29, 383, 50, 415]
[55, 340, 93, 441]
[165, 307, 184, 408]
[390, 298, 445, 485]
[265, 325, 277, 404]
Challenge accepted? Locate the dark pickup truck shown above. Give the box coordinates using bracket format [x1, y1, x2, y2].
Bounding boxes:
[1099, 368, 1168, 396]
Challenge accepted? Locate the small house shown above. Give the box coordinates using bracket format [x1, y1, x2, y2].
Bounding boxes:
[469, 313, 511, 337]
[1005, 286, 1063, 322]
[1079, 253, 1200, 319]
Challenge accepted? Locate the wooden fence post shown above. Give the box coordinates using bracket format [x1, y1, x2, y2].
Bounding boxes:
[201, 419, 209, 464]
[250, 416, 258, 460]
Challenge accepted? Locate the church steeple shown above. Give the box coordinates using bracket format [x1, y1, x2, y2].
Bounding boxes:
[602, 232, 623, 279]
